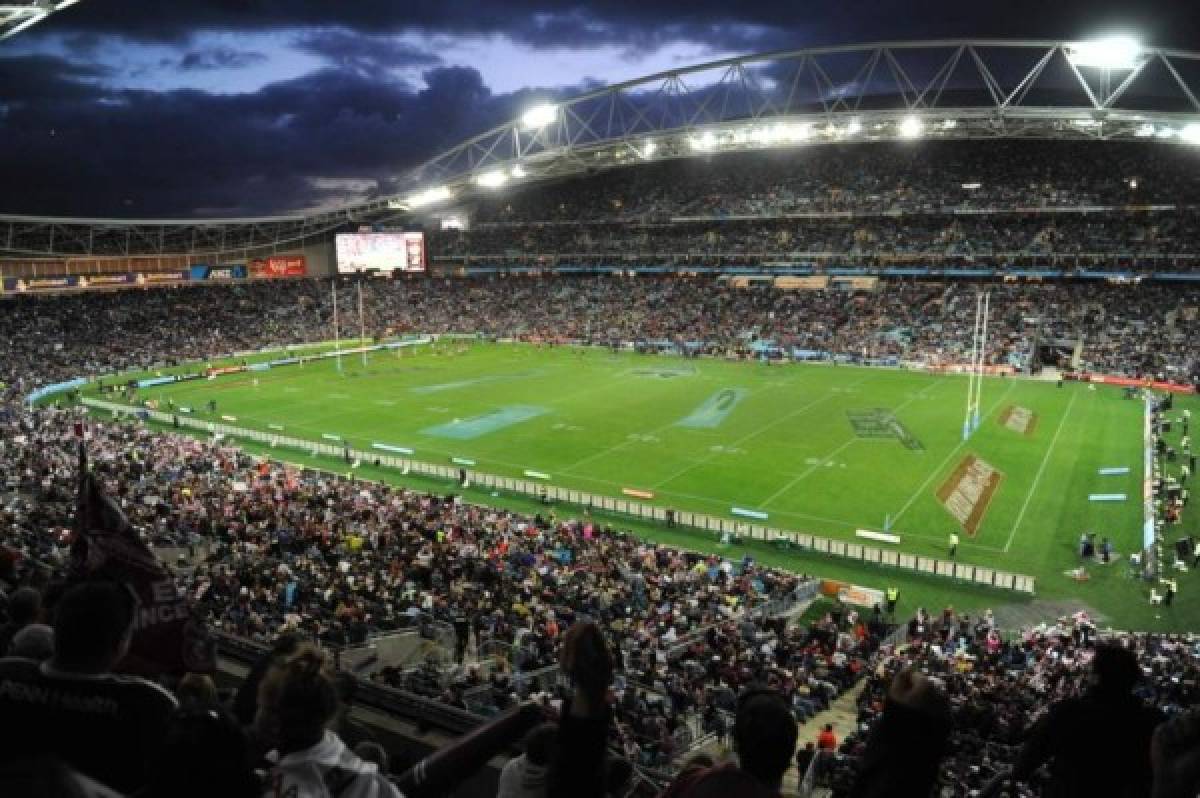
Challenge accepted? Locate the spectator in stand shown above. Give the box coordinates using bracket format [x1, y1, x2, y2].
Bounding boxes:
[498, 722, 557, 798]
[0, 581, 178, 794]
[143, 705, 260, 798]
[664, 687, 798, 797]
[1013, 643, 1164, 798]
[255, 643, 402, 798]
[7, 622, 54, 661]
[0, 586, 42, 654]
[848, 669, 951, 798]
[817, 723, 838, 752]
[548, 621, 613, 798]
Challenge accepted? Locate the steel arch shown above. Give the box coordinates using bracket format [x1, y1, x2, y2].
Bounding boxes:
[4, 38, 1200, 257]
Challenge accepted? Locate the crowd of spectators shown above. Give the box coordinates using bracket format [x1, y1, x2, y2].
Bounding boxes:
[467, 141, 1200, 222]
[425, 140, 1200, 272]
[0, 277, 1196, 391]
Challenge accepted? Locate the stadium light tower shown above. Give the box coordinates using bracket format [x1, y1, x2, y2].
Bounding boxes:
[898, 116, 923, 138]
[1180, 123, 1200, 145]
[1065, 36, 1143, 70]
[520, 103, 558, 130]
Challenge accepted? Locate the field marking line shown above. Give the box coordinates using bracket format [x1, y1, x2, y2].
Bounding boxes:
[756, 437, 860, 506]
[889, 376, 1018, 526]
[1003, 389, 1079, 553]
[647, 374, 877, 490]
[754, 375, 946, 508]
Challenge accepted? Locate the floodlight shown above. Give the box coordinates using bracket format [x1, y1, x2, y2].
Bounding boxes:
[520, 104, 558, 130]
[1066, 37, 1142, 70]
[690, 131, 718, 151]
[1072, 118, 1099, 128]
[845, 119, 863, 136]
[1134, 123, 1156, 137]
[510, 164, 527, 179]
[407, 186, 451, 207]
[474, 170, 508, 189]
[778, 122, 811, 142]
[961, 182, 982, 190]
[898, 116, 923, 138]
[1180, 123, 1200, 145]
[1155, 127, 1177, 139]
[942, 119, 958, 130]
[641, 139, 657, 158]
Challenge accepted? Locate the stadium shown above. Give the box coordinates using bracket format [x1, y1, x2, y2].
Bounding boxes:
[1, 5, 1199, 797]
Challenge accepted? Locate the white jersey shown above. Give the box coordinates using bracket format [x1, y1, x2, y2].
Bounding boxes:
[264, 731, 403, 798]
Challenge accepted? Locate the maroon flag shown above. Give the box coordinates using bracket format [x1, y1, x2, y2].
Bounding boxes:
[71, 445, 216, 676]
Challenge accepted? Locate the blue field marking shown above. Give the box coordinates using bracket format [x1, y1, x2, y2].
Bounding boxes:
[675, 388, 747, 429]
[421, 405, 549, 440]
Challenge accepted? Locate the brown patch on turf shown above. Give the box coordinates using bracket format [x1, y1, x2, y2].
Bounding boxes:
[998, 405, 1038, 436]
[936, 454, 1004, 537]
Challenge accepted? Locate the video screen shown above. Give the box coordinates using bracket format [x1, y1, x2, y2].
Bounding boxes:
[335, 232, 425, 273]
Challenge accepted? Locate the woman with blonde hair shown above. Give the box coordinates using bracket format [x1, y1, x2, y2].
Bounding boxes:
[257, 644, 402, 798]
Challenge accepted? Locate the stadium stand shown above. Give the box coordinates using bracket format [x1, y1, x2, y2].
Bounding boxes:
[0, 272, 1197, 797]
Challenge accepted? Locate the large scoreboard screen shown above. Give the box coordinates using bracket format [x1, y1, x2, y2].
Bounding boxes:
[335, 232, 425, 273]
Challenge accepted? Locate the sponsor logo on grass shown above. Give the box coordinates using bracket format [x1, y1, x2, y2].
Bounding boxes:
[676, 388, 747, 429]
[936, 454, 1004, 536]
[627, 367, 698, 379]
[999, 405, 1039, 436]
[846, 409, 924, 450]
[421, 405, 548, 440]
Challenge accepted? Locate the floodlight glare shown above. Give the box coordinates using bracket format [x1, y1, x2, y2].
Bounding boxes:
[474, 170, 509, 188]
[510, 164, 527, 179]
[1180, 123, 1200, 145]
[898, 116, 923, 138]
[942, 119, 958, 130]
[1066, 37, 1142, 70]
[690, 131, 718, 151]
[1134, 123, 1156, 137]
[407, 186, 451, 208]
[641, 139, 657, 158]
[1155, 127, 1177, 139]
[845, 119, 863, 136]
[520, 104, 558, 130]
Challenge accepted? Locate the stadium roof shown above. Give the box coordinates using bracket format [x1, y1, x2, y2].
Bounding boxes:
[4, 37, 1200, 257]
[0, 1, 80, 41]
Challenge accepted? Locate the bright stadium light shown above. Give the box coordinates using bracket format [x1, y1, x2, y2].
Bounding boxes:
[898, 115, 923, 138]
[474, 170, 509, 189]
[1180, 123, 1200, 145]
[640, 139, 657, 158]
[845, 119, 863, 136]
[1156, 126, 1177, 139]
[1066, 37, 1143, 70]
[942, 119, 958, 130]
[690, 131, 718, 151]
[1134, 123, 1156, 137]
[510, 164, 527, 179]
[520, 103, 558, 130]
[777, 122, 812, 142]
[407, 186, 451, 207]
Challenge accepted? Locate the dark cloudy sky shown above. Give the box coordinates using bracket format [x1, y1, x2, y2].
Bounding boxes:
[1, 0, 1197, 218]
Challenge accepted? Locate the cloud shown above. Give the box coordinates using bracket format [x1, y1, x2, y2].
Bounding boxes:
[0, 54, 583, 217]
[293, 29, 441, 77]
[175, 47, 268, 71]
[44, 0, 1200, 52]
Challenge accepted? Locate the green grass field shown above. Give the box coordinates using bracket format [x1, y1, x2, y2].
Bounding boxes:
[89, 340, 1200, 631]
